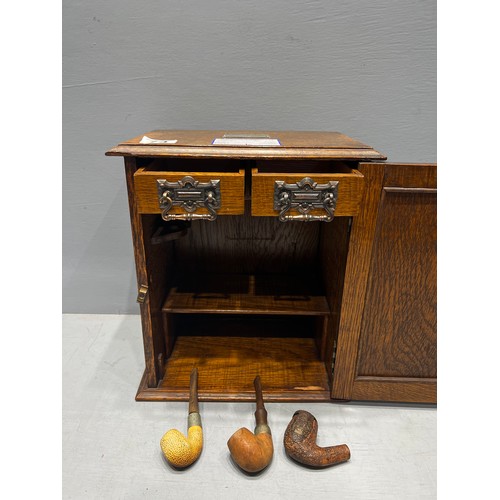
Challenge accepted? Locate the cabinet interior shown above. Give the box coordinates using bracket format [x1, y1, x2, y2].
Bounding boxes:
[140, 160, 352, 401]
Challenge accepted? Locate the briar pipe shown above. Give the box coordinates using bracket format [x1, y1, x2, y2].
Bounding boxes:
[283, 410, 350, 467]
[227, 376, 274, 473]
[160, 368, 203, 468]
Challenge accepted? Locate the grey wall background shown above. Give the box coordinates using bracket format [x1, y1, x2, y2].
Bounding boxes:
[63, 0, 436, 314]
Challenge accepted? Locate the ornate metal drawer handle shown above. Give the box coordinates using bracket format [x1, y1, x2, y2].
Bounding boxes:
[274, 177, 339, 222]
[157, 176, 221, 221]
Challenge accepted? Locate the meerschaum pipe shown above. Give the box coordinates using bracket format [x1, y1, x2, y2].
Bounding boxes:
[160, 368, 203, 468]
[227, 376, 274, 473]
[283, 410, 350, 467]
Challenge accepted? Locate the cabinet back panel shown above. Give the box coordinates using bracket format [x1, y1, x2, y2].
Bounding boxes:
[174, 215, 321, 275]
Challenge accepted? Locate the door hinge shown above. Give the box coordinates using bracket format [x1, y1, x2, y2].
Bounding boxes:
[136, 284, 149, 303]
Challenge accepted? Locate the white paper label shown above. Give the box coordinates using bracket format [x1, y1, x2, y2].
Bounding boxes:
[212, 138, 281, 147]
[140, 135, 178, 145]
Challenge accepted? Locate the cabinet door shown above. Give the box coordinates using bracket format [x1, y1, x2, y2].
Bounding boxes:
[332, 163, 437, 403]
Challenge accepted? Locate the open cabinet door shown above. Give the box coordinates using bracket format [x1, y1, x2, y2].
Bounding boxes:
[332, 163, 437, 403]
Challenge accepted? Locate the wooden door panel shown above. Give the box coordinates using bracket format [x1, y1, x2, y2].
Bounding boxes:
[356, 187, 437, 378]
[332, 163, 437, 403]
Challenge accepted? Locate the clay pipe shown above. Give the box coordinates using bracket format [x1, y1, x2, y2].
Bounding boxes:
[283, 410, 350, 467]
[160, 368, 203, 468]
[227, 376, 274, 473]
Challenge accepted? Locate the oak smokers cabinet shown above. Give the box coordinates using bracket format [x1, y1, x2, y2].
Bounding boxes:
[106, 131, 437, 404]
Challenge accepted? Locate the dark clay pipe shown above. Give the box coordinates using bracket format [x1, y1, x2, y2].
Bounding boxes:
[283, 410, 350, 467]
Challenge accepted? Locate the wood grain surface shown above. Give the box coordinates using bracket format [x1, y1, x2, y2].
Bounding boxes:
[319, 217, 351, 380]
[162, 273, 330, 316]
[251, 168, 365, 217]
[119, 130, 376, 149]
[141, 215, 176, 380]
[107, 145, 386, 160]
[331, 163, 386, 400]
[356, 188, 437, 378]
[105, 130, 386, 160]
[332, 163, 437, 403]
[383, 163, 437, 189]
[351, 376, 436, 403]
[134, 168, 245, 215]
[124, 158, 158, 387]
[146, 336, 331, 402]
[174, 214, 321, 275]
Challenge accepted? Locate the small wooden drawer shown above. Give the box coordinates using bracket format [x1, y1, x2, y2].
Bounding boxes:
[134, 167, 245, 216]
[251, 163, 365, 219]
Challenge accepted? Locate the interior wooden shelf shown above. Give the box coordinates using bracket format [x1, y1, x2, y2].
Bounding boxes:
[162, 273, 330, 316]
[136, 336, 331, 402]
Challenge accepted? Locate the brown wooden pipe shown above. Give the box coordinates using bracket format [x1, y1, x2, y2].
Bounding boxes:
[227, 376, 274, 473]
[283, 410, 350, 467]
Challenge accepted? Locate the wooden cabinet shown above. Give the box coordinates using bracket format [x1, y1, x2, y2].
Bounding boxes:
[106, 131, 436, 404]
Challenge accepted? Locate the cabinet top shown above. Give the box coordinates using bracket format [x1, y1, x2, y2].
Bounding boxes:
[106, 130, 386, 160]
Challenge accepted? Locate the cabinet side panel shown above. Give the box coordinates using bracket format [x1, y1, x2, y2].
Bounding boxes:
[141, 215, 174, 377]
[356, 188, 437, 378]
[319, 218, 351, 378]
[124, 158, 158, 387]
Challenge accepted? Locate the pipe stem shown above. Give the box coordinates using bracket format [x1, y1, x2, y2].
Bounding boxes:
[253, 376, 269, 432]
[188, 367, 199, 415]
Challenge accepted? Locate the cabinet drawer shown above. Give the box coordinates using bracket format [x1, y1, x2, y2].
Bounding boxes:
[134, 168, 245, 217]
[251, 165, 365, 219]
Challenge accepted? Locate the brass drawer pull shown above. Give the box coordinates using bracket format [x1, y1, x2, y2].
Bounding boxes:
[274, 177, 338, 222]
[157, 176, 221, 221]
